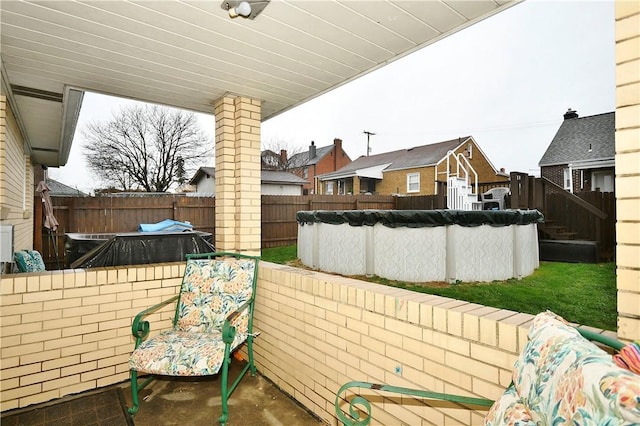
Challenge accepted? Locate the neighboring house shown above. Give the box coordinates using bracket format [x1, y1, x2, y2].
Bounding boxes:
[189, 167, 308, 196]
[189, 167, 217, 196]
[539, 109, 615, 193]
[287, 138, 352, 195]
[45, 178, 88, 197]
[260, 170, 308, 195]
[316, 136, 505, 196]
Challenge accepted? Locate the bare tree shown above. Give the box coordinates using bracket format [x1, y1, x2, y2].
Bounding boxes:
[261, 138, 305, 171]
[83, 105, 212, 192]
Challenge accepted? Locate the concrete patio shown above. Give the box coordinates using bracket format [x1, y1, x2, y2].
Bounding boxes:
[121, 362, 322, 426]
[2, 360, 322, 426]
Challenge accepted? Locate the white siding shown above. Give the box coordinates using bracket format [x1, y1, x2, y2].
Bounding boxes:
[261, 183, 302, 195]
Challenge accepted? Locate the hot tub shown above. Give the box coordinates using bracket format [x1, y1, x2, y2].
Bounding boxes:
[296, 210, 544, 283]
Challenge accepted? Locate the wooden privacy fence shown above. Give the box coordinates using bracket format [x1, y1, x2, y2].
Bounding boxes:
[35, 178, 615, 268]
[36, 193, 447, 267]
[509, 172, 616, 260]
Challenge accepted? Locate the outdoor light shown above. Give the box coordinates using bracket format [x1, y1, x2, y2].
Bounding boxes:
[228, 1, 251, 18]
[221, 0, 269, 20]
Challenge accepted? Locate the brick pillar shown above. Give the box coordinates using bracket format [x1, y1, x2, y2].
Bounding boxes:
[615, 0, 640, 340]
[234, 97, 261, 255]
[213, 96, 261, 255]
[353, 177, 360, 194]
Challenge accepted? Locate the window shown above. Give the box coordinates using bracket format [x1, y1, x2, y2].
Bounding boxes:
[592, 171, 614, 192]
[563, 168, 572, 192]
[326, 181, 334, 194]
[407, 173, 420, 193]
[303, 168, 308, 179]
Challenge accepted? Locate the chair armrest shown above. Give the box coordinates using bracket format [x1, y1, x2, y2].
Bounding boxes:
[222, 299, 252, 344]
[577, 327, 625, 351]
[335, 381, 493, 426]
[131, 295, 179, 347]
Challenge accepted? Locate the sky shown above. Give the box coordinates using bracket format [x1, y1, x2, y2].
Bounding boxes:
[50, 0, 615, 194]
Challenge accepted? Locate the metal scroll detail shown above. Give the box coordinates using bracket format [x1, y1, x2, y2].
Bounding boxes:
[334, 381, 494, 426]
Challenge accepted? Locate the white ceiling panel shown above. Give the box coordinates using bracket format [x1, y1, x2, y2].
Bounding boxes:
[0, 0, 519, 166]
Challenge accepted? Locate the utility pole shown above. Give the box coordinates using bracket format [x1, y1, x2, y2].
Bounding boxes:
[363, 130, 375, 156]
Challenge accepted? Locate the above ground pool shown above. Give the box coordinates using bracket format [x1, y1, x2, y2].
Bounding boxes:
[296, 209, 544, 283]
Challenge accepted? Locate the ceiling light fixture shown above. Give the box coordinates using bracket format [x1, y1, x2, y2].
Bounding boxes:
[229, 1, 251, 18]
[221, 0, 269, 20]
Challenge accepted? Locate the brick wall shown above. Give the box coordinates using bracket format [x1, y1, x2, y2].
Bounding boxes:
[253, 263, 536, 425]
[377, 166, 437, 195]
[615, 0, 640, 340]
[0, 263, 184, 411]
[0, 262, 621, 424]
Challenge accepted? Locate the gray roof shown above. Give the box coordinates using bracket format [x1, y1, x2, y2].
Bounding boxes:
[539, 112, 614, 167]
[189, 167, 215, 184]
[46, 179, 88, 197]
[318, 137, 469, 179]
[190, 167, 307, 185]
[289, 145, 334, 168]
[261, 170, 308, 185]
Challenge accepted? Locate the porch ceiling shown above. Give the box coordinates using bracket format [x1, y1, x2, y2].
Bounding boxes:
[0, 0, 518, 166]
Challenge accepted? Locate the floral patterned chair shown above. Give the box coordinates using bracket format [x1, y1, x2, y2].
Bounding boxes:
[484, 311, 640, 426]
[128, 252, 260, 426]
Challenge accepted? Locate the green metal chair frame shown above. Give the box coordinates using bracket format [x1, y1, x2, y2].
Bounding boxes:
[127, 252, 260, 426]
[334, 327, 625, 426]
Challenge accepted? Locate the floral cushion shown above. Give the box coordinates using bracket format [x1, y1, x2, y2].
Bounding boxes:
[175, 258, 255, 333]
[485, 311, 640, 425]
[129, 257, 256, 376]
[483, 385, 535, 426]
[14, 250, 46, 272]
[129, 329, 247, 376]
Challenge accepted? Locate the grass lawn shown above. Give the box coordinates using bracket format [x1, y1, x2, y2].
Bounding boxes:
[262, 245, 617, 331]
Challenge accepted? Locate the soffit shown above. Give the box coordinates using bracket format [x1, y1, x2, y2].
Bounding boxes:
[0, 0, 518, 166]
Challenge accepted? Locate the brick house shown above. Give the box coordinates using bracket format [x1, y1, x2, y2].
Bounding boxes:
[539, 109, 615, 193]
[316, 136, 505, 195]
[287, 138, 352, 195]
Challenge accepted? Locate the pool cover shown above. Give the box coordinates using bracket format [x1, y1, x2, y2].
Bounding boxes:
[69, 231, 214, 268]
[296, 209, 544, 228]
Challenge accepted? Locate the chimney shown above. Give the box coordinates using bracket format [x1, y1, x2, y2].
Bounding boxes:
[309, 141, 316, 159]
[563, 108, 578, 120]
[280, 149, 287, 164]
[333, 138, 342, 169]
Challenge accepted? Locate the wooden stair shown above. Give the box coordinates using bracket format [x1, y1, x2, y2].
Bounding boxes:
[538, 220, 578, 240]
[538, 219, 599, 262]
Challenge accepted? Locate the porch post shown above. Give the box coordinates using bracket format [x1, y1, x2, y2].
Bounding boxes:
[615, 0, 640, 340]
[213, 96, 262, 255]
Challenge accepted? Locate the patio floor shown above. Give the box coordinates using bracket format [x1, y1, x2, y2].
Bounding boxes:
[2, 361, 323, 426]
[122, 361, 323, 426]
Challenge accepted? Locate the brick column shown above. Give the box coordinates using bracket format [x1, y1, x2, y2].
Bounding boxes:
[213, 96, 261, 255]
[615, 0, 640, 340]
[234, 97, 261, 255]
